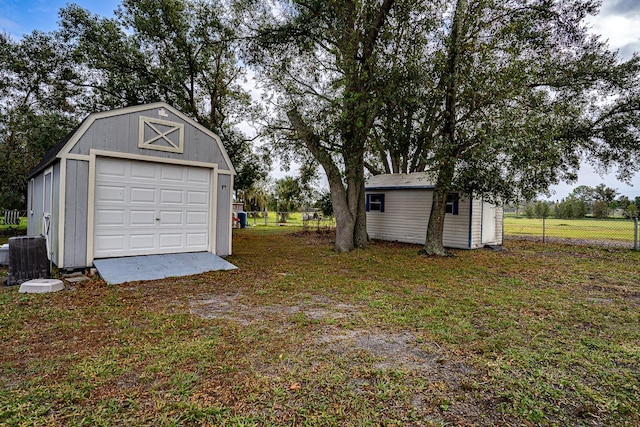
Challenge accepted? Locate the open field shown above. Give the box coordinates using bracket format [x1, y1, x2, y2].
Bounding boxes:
[1, 227, 639, 426]
[504, 216, 637, 244]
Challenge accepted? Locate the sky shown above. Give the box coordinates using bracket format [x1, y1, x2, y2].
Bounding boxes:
[1, 0, 639, 200]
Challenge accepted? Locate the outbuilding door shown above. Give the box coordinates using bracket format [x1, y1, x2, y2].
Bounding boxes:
[43, 167, 53, 260]
[481, 202, 497, 244]
[93, 157, 211, 259]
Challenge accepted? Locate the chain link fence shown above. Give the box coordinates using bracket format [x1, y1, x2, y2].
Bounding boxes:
[504, 215, 639, 250]
[236, 211, 336, 231]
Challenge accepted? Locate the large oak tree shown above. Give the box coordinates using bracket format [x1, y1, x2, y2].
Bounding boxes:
[244, 0, 438, 252]
[362, 0, 640, 255]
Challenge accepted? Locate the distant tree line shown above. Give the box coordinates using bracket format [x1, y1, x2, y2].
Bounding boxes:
[518, 184, 640, 219]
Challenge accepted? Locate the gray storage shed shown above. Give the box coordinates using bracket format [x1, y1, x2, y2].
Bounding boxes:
[27, 102, 236, 269]
[365, 173, 503, 249]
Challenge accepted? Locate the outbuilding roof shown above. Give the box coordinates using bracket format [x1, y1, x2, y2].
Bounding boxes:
[28, 102, 235, 178]
[365, 172, 437, 190]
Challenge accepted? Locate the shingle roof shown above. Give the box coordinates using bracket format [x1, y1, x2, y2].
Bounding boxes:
[365, 172, 437, 190]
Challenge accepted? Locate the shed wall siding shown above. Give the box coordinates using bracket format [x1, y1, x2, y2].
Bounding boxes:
[63, 159, 89, 268]
[215, 174, 232, 256]
[496, 205, 504, 244]
[28, 174, 44, 236]
[51, 162, 61, 266]
[366, 190, 471, 249]
[470, 198, 483, 249]
[69, 108, 232, 171]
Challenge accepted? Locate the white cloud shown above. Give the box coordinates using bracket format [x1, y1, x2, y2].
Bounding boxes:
[591, 15, 639, 51]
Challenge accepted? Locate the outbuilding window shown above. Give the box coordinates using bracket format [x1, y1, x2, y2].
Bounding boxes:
[366, 194, 385, 212]
[446, 193, 459, 215]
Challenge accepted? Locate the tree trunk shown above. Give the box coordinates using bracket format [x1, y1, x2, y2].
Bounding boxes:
[420, 158, 455, 256]
[353, 176, 368, 248]
[420, 0, 465, 256]
[287, 108, 367, 252]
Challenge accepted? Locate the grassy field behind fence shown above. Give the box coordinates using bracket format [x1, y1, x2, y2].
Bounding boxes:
[504, 215, 636, 243]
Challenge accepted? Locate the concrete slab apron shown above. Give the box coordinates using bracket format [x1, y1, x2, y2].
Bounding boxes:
[93, 252, 237, 285]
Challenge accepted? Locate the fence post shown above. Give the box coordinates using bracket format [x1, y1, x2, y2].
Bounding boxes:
[635, 217, 638, 251]
[542, 217, 546, 243]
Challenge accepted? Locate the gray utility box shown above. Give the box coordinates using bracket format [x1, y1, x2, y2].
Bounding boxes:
[0, 243, 8, 265]
[7, 236, 50, 286]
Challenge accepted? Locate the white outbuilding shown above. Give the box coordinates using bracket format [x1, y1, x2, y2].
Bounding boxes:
[365, 173, 503, 249]
[27, 102, 235, 270]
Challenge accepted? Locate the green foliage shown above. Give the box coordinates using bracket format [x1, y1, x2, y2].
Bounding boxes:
[593, 200, 611, 219]
[58, 0, 269, 191]
[523, 201, 552, 219]
[555, 197, 588, 219]
[244, 0, 402, 251]
[315, 190, 334, 217]
[0, 1, 268, 204]
[0, 31, 79, 209]
[623, 204, 638, 219]
[274, 176, 304, 212]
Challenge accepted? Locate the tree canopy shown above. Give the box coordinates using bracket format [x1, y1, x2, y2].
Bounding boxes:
[244, 0, 640, 254]
[1, 0, 639, 256]
[0, 0, 267, 210]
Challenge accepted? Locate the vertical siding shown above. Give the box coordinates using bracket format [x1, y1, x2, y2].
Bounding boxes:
[365, 189, 472, 249]
[51, 163, 61, 265]
[63, 159, 89, 268]
[215, 174, 232, 256]
[28, 173, 45, 236]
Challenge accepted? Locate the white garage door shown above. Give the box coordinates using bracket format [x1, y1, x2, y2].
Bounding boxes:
[94, 157, 211, 259]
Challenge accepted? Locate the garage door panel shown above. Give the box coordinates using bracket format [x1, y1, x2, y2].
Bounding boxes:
[160, 189, 184, 204]
[159, 234, 183, 248]
[130, 234, 156, 250]
[188, 168, 210, 184]
[159, 211, 183, 225]
[95, 235, 126, 252]
[97, 159, 126, 177]
[131, 163, 158, 180]
[94, 158, 211, 259]
[96, 209, 126, 226]
[186, 233, 208, 247]
[187, 190, 208, 205]
[130, 210, 156, 226]
[160, 165, 185, 182]
[96, 185, 126, 202]
[131, 187, 157, 203]
[186, 211, 207, 225]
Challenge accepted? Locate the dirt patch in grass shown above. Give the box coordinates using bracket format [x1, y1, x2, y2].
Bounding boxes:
[190, 293, 362, 326]
[191, 292, 454, 371]
[189, 291, 512, 425]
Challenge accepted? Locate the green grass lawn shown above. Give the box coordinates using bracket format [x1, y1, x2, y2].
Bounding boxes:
[1, 228, 639, 426]
[0, 217, 27, 245]
[504, 216, 637, 243]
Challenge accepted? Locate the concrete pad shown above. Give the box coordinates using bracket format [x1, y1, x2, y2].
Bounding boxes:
[19, 279, 65, 293]
[93, 252, 237, 285]
[66, 276, 89, 283]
